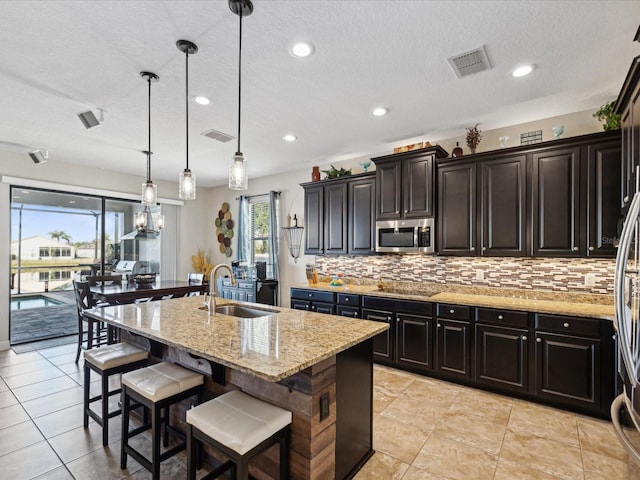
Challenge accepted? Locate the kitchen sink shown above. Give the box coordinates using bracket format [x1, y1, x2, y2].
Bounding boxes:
[199, 304, 279, 318]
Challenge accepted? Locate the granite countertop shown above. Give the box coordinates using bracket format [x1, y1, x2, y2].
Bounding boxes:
[297, 282, 615, 321]
[84, 296, 388, 382]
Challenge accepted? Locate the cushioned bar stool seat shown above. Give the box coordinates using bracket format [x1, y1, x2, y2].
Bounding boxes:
[121, 362, 204, 480]
[186, 390, 292, 480]
[83, 342, 149, 446]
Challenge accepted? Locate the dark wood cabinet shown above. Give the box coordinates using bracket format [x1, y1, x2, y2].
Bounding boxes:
[302, 172, 375, 255]
[437, 161, 476, 255]
[218, 279, 277, 305]
[361, 308, 393, 361]
[290, 288, 336, 314]
[348, 176, 376, 254]
[475, 324, 528, 394]
[479, 154, 528, 256]
[396, 312, 434, 371]
[372, 146, 447, 220]
[435, 304, 472, 380]
[585, 139, 622, 257]
[531, 146, 582, 257]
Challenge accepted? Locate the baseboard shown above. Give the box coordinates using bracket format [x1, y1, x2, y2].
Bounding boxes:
[0, 340, 11, 351]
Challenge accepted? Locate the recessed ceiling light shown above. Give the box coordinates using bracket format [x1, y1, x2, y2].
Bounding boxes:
[68, 200, 76, 204]
[372, 107, 389, 117]
[193, 96, 212, 105]
[290, 41, 314, 58]
[512, 65, 534, 77]
[283, 134, 297, 142]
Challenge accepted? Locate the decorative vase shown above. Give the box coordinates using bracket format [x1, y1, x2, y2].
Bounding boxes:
[452, 142, 463, 157]
[312, 166, 320, 181]
[470, 147, 476, 154]
[552, 126, 564, 138]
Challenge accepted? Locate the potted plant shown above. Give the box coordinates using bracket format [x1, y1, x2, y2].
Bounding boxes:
[466, 124, 483, 154]
[593, 101, 621, 131]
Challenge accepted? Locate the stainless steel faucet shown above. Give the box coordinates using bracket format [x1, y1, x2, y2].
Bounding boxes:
[205, 264, 236, 314]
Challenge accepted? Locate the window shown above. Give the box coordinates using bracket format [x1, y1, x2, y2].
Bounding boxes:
[39, 247, 49, 257]
[249, 196, 275, 278]
[39, 272, 49, 281]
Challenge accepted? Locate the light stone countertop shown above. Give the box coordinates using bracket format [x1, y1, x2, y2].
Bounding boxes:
[296, 282, 615, 321]
[84, 295, 388, 382]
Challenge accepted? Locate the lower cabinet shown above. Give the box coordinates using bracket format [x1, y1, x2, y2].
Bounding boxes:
[436, 318, 472, 380]
[396, 313, 434, 371]
[361, 308, 394, 361]
[290, 288, 335, 313]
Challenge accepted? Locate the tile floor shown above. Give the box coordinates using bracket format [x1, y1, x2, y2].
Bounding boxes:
[0, 342, 637, 480]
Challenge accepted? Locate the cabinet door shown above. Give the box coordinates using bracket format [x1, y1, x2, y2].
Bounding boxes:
[362, 308, 393, 361]
[438, 162, 476, 255]
[475, 324, 528, 394]
[312, 302, 335, 315]
[324, 182, 348, 254]
[376, 161, 402, 220]
[535, 332, 600, 410]
[403, 155, 434, 218]
[532, 147, 582, 256]
[396, 313, 433, 371]
[290, 299, 310, 311]
[586, 139, 622, 257]
[348, 177, 376, 254]
[621, 105, 634, 210]
[337, 305, 360, 318]
[479, 155, 527, 256]
[220, 288, 233, 300]
[435, 318, 472, 379]
[304, 185, 324, 254]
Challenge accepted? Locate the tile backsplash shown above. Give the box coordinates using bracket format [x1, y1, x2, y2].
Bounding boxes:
[314, 255, 615, 295]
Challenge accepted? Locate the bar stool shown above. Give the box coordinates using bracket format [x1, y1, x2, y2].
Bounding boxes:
[186, 390, 292, 480]
[121, 362, 204, 480]
[83, 342, 149, 446]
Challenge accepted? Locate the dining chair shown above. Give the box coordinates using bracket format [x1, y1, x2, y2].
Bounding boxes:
[73, 280, 109, 363]
[188, 273, 205, 296]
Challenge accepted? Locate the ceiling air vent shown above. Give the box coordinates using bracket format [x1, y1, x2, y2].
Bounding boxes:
[201, 129, 235, 143]
[447, 45, 492, 79]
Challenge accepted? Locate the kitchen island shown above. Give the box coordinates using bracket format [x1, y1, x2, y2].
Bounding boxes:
[85, 295, 388, 479]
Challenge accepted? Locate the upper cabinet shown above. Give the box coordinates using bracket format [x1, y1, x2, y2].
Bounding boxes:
[302, 172, 376, 256]
[437, 130, 621, 258]
[372, 146, 448, 220]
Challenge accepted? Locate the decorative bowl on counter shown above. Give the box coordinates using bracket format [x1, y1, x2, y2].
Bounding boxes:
[329, 274, 344, 287]
[133, 273, 156, 286]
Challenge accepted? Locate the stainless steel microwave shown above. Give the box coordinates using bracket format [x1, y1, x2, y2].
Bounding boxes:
[375, 218, 435, 254]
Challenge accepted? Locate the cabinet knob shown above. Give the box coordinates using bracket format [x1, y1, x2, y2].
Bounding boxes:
[449, 309, 455, 314]
[572, 246, 579, 252]
[482, 246, 487, 251]
[345, 298, 349, 302]
[404, 209, 408, 214]
[613, 334, 617, 340]
[536, 337, 541, 343]
[311, 306, 316, 311]
[563, 322, 569, 328]
[470, 247, 475, 251]
[498, 315, 503, 320]
[387, 317, 392, 321]
[522, 335, 527, 341]
[589, 246, 595, 251]
[353, 313, 358, 318]
[308, 293, 312, 297]
[625, 195, 630, 203]
[437, 323, 442, 328]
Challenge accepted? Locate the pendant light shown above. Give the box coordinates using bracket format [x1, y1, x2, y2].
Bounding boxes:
[140, 71, 159, 206]
[177, 39, 198, 200]
[228, 0, 254, 190]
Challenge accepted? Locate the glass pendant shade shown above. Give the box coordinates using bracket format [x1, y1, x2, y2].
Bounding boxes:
[229, 152, 248, 190]
[155, 214, 165, 230]
[135, 210, 147, 230]
[179, 168, 196, 200]
[141, 180, 157, 206]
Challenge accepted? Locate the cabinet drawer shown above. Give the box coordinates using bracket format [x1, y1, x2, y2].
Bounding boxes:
[291, 288, 335, 304]
[437, 304, 471, 320]
[237, 281, 254, 290]
[362, 295, 397, 311]
[476, 308, 529, 329]
[337, 305, 360, 318]
[395, 299, 432, 316]
[535, 314, 600, 337]
[337, 293, 360, 306]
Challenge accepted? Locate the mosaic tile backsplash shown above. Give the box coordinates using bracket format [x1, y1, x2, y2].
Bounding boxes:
[314, 255, 615, 295]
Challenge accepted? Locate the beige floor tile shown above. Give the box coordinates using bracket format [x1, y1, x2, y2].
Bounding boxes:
[33, 402, 87, 438]
[412, 432, 497, 480]
[22, 384, 84, 418]
[66, 445, 144, 479]
[578, 416, 629, 462]
[508, 399, 580, 447]
[48, 352, 79, 366]
[401, 465, 445, 479]
[38, 343, 77, 359]
[353, 451, 410, 480]
[582, 450, 638, 480]
[0, 389, 18, 408]
[0, 378, 8, 392]
[4, 365, 66, 389]
[0, 440, 63, 479]
[0, 403, 30, 429]
[11, 375, 79, 402]
[381, 393, 447, 431]
[374, 366, 416, 396]
[500, 428, 584, 479]
[49, 419, 122, 464]
[373, 414, 431, 464]
[0, 350, 42, 368]
[446, 388, 513, 425]
[494, 457, 566, 480]
[0, 358, 54, 378]
[373, 385, 398, 415]
[0, 419, 44, 456]
[433, 410, 507, 455]
[31, 465, 75, 479]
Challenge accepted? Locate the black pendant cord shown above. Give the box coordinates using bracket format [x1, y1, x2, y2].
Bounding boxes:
[146, 75, 152, 183]
[236, 10, 243, 155]
[185, 49, 190, 171]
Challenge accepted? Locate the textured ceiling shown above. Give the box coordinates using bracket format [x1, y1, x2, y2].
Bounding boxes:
[0, 1, 639, 189]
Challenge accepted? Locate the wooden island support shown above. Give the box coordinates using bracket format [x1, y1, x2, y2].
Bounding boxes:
[85, 296, 388, 479]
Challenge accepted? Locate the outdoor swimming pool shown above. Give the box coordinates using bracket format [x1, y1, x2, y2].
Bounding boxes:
[11, 295, 65, 310]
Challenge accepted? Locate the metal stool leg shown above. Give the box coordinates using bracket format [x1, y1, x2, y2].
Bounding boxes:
[120, 387, 130, 470]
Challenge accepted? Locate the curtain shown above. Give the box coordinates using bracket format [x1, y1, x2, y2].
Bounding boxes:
[268, 190, 280, 305]
[237, 195, 250, 262]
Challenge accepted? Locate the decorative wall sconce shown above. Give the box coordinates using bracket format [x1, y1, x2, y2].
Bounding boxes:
[282, 225, 304, 263]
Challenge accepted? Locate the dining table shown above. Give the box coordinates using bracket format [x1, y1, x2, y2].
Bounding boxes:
[90, 279, 206, 305]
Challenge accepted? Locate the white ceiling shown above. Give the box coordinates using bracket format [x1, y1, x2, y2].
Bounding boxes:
[0, 1, 639, 189]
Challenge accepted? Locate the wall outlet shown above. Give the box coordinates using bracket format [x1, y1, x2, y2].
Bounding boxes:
[475, 270, 484, 281]
[584, 273, 597, 287]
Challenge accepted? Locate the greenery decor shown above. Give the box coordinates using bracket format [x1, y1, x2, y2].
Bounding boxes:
[466, 124, 483, 152]
[593, 101, 621, 131]
[322, 165, 352, 179]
